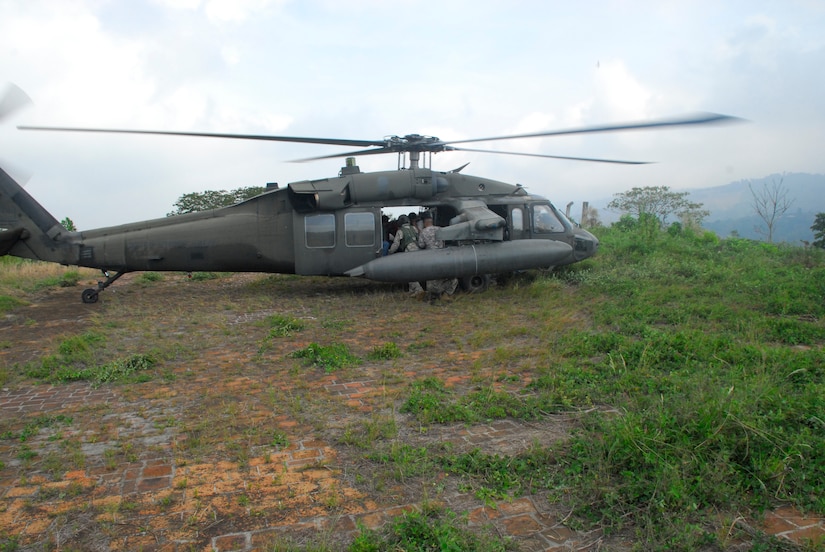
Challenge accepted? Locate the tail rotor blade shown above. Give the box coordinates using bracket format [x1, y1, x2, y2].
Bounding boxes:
[0, 83, 32, 123]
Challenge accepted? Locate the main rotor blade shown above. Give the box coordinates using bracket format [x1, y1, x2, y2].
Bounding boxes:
[0, 83, 32, 123]
[449, 146, 650, 165]
[289, 147, 395, 163]
[17, 125, 385, 148]
[445, 112, 743, 146]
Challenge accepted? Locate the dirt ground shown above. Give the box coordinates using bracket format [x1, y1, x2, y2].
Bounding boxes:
[1, 273, 822, 551]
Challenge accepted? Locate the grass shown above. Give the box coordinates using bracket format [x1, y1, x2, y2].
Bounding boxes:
[21, 331, 156, 386]
[0, 257, 96, 294]
[290, 342, 361, 372]
[368, 226, 825, 549]
[2, 222, 824, 550]
[350, 503, 514, 551]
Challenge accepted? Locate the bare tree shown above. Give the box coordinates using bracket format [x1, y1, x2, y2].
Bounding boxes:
[749, 175, 793, 243]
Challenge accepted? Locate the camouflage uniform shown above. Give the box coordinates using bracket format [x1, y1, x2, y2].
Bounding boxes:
[389, 223, 419, 254]
[418, 224, 458, 298]
[388, 221, 423, 293]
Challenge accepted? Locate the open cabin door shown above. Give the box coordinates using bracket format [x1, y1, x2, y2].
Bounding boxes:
[293, 209, 382, 276]
[507, 205, 528, 241]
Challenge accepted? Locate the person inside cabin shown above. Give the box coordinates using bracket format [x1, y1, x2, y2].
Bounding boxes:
[388, 214, 424, 295]
[417, 211, 457, 302]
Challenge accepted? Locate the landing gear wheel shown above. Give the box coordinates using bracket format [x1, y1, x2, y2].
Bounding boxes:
[81, 288, 99, 304]
[460, 274, 491, 294]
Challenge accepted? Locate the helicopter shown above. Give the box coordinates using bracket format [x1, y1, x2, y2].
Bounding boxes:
[0, 84, 739, 303]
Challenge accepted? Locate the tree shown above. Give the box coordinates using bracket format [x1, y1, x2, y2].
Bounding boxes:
[607, 186, 709, 228]
[167, 186, 266, 216]
[60, 217, 76, 231]
[812, 213, 825, 249]
[749, 175, 793, 243]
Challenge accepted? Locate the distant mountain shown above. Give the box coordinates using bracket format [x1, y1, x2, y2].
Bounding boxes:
[695, 173, 824, 243]
[588, 173, 824, 244]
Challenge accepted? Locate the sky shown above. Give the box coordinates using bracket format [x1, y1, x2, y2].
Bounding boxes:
[1, 0, 824, 230]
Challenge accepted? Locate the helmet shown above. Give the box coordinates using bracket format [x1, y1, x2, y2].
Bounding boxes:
[398, 215, 409, 224]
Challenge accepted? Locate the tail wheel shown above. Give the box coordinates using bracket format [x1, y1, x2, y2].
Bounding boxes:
[81, 288, 99, 304]
[460, 274, 491, 293]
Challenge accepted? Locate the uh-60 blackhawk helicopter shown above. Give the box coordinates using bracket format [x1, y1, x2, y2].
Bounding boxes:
[0, 84, 738, 303]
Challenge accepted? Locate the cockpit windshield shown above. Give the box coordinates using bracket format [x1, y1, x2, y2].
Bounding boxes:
[532, 204, 566, 233]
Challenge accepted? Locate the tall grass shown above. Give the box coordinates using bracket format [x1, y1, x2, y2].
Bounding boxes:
[0, 257, 97, 294]
[389, 226, 825, 549]
[529, 227, 825, 546]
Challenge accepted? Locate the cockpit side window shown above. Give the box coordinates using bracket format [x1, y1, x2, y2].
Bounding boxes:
[512, 208, 524, 231]
[532, 204, 565, 233]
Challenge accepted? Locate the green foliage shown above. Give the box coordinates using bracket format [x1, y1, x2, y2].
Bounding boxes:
[258, 315, 306, 355]
[55, 270, 80, 287]
[25, 270, 82, 290]
[367, 341, 403, 360]
[0, 294, 27, 314]
[265, 314, 305, 337]
[137, 272, 163, 283]
[60, 217, 76, 231]
[340, 414, 398, 448]
[168, 186, 266, 215]
[290, 342, 360, 372]
[25, 332, 105, 380]
[25, 332, 155, 387]
[350, 505, 512, 551]
[387, 228, 825, 547]
[0, 414, 73, 443]
[189, 271, 222, 281]
[812, 212, 825, 249]
[607, 186, 709, 227]
[535, 225, 825, 546]
[0, 532, 19, 552]
[400, 378, 475, 424]
[270, 430, 290, 450]
[365, 442, 434, 480]
[402, 378, 560, 425]
[439, 446, 556, 504]
[43, 354, 155, 387]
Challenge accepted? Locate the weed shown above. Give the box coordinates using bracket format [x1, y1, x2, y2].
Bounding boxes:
[367, 342, 403, 361]
[0, 532, 19, 552]
[0, 294, 27, 314]
[189, 271, 222, 281]
[400, 378, 475, 424]
[17, 444, 37, 462]
[271, 430, 290, 450]
[1, 414, 74, 443]
[137, 272, 163, 283]
[366, 442, 434, 481]
[290, 342, 360, 372]
[26, 350, 155, 387]
[321, 318, 350, 330]
[266, 314, 306, 337]
[351, 503, 514, 551]
[340, 413, 398, 448]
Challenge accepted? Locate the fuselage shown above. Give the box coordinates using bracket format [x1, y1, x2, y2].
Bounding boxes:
[2, 163, 598, 283]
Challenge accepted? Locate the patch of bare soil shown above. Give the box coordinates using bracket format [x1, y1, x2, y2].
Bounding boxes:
[1, 272, 622, 551]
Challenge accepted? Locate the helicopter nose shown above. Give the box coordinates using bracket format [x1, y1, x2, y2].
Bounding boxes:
[574, 229, 599, 259]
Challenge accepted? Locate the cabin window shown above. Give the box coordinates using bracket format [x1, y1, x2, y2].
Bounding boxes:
[305, 214, 335, 248]
[511, 208, 524, 231]
[532, 204, 565, 233]
[345, 212, 375, 247]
